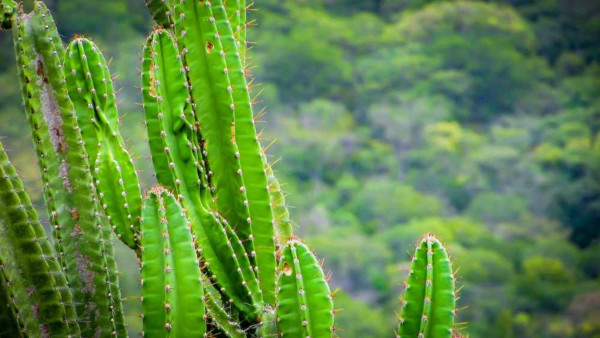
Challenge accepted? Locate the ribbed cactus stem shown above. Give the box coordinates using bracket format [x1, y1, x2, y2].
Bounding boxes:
[140, 187, 206, 337]
[0, 141, 79, 336]
[398, 235, 456, 338]
[12, 3, 125, 335]
[170, 0, 277, 305]
[276, 240, 334, 337]
[142, 28, 263, 319]
[65, 37, 142, 249]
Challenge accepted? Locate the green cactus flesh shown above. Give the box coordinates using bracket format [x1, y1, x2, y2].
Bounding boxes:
[12, 3, 125, 335]
[0, 141, 79, 336]
[140, 187, 206, 337]
[398, 235, 456, 338]
[142, 29, 262, 319]
[276, 240, 334, 338]
[65, 37, 142, 249]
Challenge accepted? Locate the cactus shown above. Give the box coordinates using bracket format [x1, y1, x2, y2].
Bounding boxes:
[276, 241, 334, 337]
[140, 187, 206, 336]
[398, 235, 456, 338]
[65, 37, 143, 249]
[0, 1, 460, 337]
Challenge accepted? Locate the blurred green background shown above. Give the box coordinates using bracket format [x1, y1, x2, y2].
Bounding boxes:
[1, 0, 600, 336]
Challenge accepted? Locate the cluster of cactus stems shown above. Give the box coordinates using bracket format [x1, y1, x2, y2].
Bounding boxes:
[0, 0, 459, 337]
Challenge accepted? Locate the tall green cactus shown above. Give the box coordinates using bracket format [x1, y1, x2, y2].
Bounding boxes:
[11, 2, 125, 335]
[0, 1, 460, 337]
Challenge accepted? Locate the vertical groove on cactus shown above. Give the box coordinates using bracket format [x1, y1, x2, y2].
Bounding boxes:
[12, 3, 125, 335]
[140, 187, 206, 337]
[398, 235, 456, 338]
[0, 141, 78, 336]
[65, 37, 143, 249]
[275, 240, 334, 337]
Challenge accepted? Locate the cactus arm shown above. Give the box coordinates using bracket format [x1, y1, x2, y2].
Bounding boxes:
[398, 235, 455, 338]
[173, 0, 258, 265]
[65, 38, 142, 249]
[140, 187, 206, 337]
[262, 152, 293, 244]
[276, 241, 334, 337]
[142, 29, 262, 319]
[0, 143, 73, 336]
[12, 3, 125, 335]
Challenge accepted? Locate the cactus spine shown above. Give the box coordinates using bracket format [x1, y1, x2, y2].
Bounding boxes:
[0, 0, 459, 337]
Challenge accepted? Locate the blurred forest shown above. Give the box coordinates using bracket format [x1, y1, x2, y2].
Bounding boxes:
[1, 0, 599, 336]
